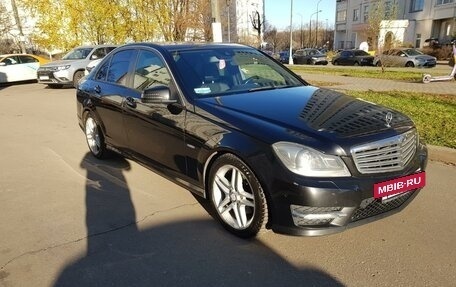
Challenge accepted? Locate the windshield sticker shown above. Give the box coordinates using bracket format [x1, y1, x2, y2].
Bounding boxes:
[194, 87, 212, 94]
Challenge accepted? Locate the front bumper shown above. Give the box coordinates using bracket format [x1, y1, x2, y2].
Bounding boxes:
[314, 59, 329, 65]
[416, 60, 436, 68]
[261, 144, 428, 236]
[37, 69, 73, 85]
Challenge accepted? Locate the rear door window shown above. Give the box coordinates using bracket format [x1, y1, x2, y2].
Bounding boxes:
[106, 49, 137, 86]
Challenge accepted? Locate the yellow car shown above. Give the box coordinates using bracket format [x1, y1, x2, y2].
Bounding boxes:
[0, 54, 49, 83]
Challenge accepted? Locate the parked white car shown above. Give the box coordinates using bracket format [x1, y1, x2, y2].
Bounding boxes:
[84, 58, 102, 75]
[0, 54, 48, 84]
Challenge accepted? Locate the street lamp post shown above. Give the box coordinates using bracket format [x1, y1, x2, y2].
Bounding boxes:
[316, 0, 323, 48]
[289, 0, 294, 64]
[309, 10, 321, 47]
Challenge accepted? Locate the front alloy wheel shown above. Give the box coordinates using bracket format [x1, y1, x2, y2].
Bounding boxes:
[209, 154, 267, 238]
[85, 113, 107, 159]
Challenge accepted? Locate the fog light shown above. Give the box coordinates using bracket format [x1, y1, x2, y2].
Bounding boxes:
[290, 205, 346, 227]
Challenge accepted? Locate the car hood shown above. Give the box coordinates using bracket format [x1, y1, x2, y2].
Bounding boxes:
[195, 86, 414, 154]
[412, 55, 436, 60]
[40, 59, 85, 67]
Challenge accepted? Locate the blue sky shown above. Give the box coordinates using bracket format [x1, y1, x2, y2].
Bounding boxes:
[264, 0, 336, 31]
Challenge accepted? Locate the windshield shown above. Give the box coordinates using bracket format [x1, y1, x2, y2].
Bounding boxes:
[62, 48, 93, 60]
[404, 49, 423, 56]
[171, 47, 304, 98]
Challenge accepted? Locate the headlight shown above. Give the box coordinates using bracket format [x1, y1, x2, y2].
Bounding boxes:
[272, 142, 350, 177]
[311, 57, 318, 60]
[57, 65, 71, 71]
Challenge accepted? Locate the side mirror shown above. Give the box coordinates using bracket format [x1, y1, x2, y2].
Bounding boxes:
[141, 85, 176, 104]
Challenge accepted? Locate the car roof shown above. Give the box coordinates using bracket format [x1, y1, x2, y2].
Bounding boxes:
[0, 53, 36, 57]
[119, 42, 251, 53]
[73, 44, 118, 49]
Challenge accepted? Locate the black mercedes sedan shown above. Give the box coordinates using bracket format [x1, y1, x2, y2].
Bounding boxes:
[77, 43, 427, 238]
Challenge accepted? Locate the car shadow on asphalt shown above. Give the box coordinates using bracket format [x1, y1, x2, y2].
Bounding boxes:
[53, 153, 344, 287]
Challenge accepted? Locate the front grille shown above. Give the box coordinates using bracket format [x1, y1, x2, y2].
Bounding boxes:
[351, 129, 417, 174]
[38, 66, 59, 72]
[350, 191, 414, 222]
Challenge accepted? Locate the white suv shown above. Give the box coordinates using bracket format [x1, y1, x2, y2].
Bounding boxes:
[37, 44, 117, 88]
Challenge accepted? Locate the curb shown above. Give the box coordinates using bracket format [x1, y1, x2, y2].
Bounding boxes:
[428, 145, 456, 165]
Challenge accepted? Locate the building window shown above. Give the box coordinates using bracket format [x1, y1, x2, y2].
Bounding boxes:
[338, 41, 345, 49]
[385, 1, 393, 17]
[337, 10, 347, 22]
[410, 0, 424, 12]
[415, 34, 421, 48]
[353, 8, 360, 21]
[436, 0, 454, 5]
[446, 23, 452, 36]
[363, 5, 369, 22]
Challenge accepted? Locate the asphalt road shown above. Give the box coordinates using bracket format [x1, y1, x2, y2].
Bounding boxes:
[1, 83, 455, 287]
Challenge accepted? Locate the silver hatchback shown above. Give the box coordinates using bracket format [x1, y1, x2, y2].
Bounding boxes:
[374, 48, 436, 68]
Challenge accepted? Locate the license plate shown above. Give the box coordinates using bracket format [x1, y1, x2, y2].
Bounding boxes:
[39, 75, 49, 80]
[373, 172, 426, 199]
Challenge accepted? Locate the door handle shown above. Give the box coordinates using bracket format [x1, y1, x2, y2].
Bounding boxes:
[94, 85, 101, 93]
[125, 97, 136, 108]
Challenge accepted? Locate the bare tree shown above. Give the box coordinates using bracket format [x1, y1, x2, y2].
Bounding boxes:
[250, 10, 263, 47]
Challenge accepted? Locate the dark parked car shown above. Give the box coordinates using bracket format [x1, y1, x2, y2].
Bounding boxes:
[77, 43, 427, 238]
[293, 48, 328, 65]
[332, 49, 374, 66]
[374, 48, 437, 68]
[278, 50, 290, 63]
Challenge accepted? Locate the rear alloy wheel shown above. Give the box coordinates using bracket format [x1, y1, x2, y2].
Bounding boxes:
[73, 71, 85, 89]
[405, 61, 415, 67]
[354, 61, 359, 66]
[84, 113, 107, 159]
[208, 154, 267, 238]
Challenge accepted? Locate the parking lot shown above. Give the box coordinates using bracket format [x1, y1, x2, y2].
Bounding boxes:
[1, 82, 455, 287]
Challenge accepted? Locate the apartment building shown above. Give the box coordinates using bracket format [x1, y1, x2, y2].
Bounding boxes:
[334, 0, 456, 50]
[218, 0, 265, 44]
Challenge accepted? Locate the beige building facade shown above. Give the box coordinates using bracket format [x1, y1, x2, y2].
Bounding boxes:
[334, 0, 456, 50]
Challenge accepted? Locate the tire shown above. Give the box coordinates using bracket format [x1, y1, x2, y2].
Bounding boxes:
[333, 61, 338, 66]
[307, 59, 312, 65]
[48, 84, 63, 89]
[84, 112, 108, 159]
[208, 154, 267, 238]
[405, 61, 415, 68]
[73, 71, 85, 89]
[422, 74, 431, 84]
[353, 61, 359, 66]
[376, 61, 382, 67]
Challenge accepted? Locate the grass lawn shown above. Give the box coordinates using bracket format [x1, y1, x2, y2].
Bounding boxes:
[345, 90, 456, 149]
[288, 65, 450, 82]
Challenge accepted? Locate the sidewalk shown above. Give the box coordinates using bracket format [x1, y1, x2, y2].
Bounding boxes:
[296, 71, 456, 165]
[300, 73, 456, 95]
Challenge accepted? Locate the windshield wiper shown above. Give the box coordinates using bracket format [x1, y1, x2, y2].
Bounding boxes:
[248, 85, 291, 92]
